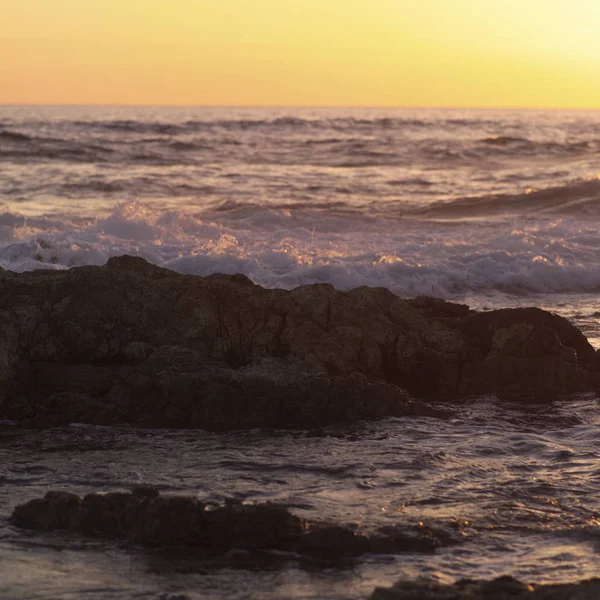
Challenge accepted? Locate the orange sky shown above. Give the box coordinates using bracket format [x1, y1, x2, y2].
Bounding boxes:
[2, 0, 600, 107]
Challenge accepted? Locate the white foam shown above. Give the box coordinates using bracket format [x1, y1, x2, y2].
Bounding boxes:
[2, 201, 600, 305]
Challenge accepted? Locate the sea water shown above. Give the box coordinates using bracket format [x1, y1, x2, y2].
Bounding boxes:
[2, 106, 600, 598]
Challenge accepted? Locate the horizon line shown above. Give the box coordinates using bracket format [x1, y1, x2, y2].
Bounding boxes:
[2, 102, 600, 112]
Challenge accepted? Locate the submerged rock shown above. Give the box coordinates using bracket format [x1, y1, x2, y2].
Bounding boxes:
[371, 575, 600, 599]
[10, 490, 455, 557]
[0, 256, 596, 428]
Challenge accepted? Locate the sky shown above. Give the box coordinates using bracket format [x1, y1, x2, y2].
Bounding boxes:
[2, 0, 600, 108]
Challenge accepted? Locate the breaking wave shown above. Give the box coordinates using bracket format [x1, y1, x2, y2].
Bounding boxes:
[1, 195, 600, 300]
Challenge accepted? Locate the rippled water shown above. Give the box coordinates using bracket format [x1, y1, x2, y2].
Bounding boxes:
[3, 395, 600, 599]
[2, 106, 600, 597]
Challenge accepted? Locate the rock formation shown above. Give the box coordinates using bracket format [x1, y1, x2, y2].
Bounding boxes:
[11, 489, 458, 556]
[0, 256, 596, 428]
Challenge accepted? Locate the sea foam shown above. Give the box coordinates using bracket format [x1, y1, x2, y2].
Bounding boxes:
[1, 199, 600, 304]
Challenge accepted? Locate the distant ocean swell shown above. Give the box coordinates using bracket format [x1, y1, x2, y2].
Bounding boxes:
[0, 133, 597, 160]
[1, 117, 599, 169]
[2, 116, 497, 134]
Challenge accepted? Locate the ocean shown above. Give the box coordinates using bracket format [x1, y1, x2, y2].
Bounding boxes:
[2, 106, 600, 599]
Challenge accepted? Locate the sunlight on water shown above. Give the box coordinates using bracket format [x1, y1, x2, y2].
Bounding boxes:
[2, 106, 600, 597]
[3, 396, 600, 598]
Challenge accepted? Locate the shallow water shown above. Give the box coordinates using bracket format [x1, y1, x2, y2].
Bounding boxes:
[3, 395, 600, 599]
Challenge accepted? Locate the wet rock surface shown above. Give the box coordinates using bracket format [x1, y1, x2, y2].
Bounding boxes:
[371, 575, 600, 599]
[10, 490, 456, 557]
[0, 256, 597, 428]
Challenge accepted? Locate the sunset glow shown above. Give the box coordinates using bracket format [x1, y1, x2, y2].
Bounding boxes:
[2, 0, 600, 107]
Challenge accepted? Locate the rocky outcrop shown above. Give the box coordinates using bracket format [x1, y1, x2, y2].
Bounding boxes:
[11, 490, 458, 557]
[0, 256, 597, 428]
[371, 575, 600, 599]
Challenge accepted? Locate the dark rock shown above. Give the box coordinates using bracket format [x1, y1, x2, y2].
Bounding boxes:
[371, 576, 600, 599]
[458, 308, 596, 368]
[11, 490, 304, 550]
[407, 296, 471, 320]
[0, 257, 596, 429]
[459, 319, 588, 399]
[132, 485, 160, 499]
[296, 524, 370, 557]
[370, 522, 458, 554]
[10, 491, 81, 531]
[10, 490, 459, 557]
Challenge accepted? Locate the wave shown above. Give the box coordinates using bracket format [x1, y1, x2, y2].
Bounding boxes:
[480, 136, 531, 145]
[167, 140, 211, 152]
[0, 134, 192, 166]
[477, 136, 594, 157]
[69, 118, 316, 135]
[0, 128, 118, 164]
[185, 117, 424, 131]
[0, 147, 112, 164]
[3, 122, 596, 173]
[64, 116, 504, 136]
[1, 201, 600, 300]
[415, 177, 600, 219]
[0, 129, 80, 146]
[72, 119, 185, 136]
[0, 130, 32, 142]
